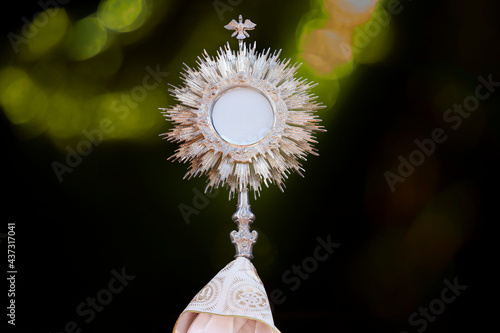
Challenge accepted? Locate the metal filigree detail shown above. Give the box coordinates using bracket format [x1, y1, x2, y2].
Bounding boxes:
[230, 189, 258, 259]
[161, 42, 325, 198]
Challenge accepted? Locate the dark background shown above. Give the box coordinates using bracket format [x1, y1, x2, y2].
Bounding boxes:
[2, 0, 498, 332]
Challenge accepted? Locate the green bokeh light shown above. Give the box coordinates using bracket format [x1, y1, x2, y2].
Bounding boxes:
[22, 8, 70, 60]
[72, 43, 124, 80]
[351, 8, 393, 64]
[297, 0, 391, 79]
[98, 0, 147, 33]
[46, 88, 91, 139]
[67, 16, 108, 61]
[92, 89, 167, 140]
[0, 67, 48, 128]
[1, 0, 385, 144]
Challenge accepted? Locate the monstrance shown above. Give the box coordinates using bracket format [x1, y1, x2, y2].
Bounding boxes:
[161, 15, 325, 333]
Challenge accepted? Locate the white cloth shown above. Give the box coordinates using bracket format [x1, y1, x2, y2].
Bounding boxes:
[174, 257, 280, 333]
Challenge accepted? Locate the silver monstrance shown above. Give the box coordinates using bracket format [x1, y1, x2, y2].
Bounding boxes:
[161, 15, 325, 333]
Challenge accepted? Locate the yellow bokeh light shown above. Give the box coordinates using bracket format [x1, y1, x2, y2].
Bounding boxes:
[352, 18, 393, 64]
[72, 43, 124, 80]
[326, 0, 378, 17]
[46, 88, 91, 139]
[301, 29, 353, 75]
[90, 88, 166, 140]
[98, 0, 148, 33]
[0, 67, 48, 127]
[22, 8, 70, 60]
[298, 0, 386, 78]
[66, 16, 108, 61]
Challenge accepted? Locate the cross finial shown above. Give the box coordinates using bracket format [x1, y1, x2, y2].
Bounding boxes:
[224, 15, 256, 46]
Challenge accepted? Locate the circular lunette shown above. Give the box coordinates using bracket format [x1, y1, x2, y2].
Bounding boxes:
[210, 86, 276, 146]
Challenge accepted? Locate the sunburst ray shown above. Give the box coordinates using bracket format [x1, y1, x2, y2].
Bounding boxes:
[161, 42, 325, 198]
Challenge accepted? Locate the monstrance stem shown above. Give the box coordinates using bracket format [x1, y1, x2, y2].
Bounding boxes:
[230, 188, 258, 259]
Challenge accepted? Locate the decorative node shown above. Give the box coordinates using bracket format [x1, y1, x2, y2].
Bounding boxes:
[230, 189, 258, 259]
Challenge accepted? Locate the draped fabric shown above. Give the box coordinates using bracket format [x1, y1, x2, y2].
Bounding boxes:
[174, 257, 280, 333]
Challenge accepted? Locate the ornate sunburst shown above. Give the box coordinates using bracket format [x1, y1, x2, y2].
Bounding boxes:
[161, 41, 325, 198]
